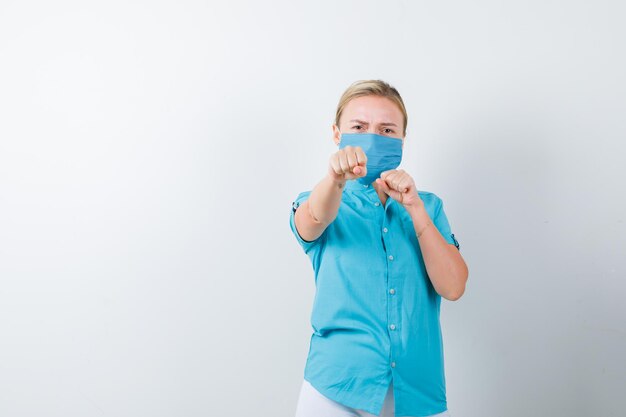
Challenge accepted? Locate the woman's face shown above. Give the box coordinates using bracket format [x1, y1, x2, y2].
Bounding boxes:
[332, 95, 405, 147]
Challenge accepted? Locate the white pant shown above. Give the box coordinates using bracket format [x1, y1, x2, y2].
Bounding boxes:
[295, 378, 452, 417]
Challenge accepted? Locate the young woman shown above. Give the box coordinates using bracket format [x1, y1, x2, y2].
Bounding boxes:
[290, 80, 468, 417]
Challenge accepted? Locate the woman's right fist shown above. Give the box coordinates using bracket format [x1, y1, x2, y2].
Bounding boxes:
[328, 145, 368, 182]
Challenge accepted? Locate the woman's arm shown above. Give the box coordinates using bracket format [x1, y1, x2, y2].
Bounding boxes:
[407, 203, 469, 301]
[294, 174, 345, 242]
[376, 170, 468, 301]
[294, 145, 368, 242]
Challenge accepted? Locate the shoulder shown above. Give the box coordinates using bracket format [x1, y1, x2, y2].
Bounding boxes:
[291, 190, 312, 212]
[417, 189, 443, 207]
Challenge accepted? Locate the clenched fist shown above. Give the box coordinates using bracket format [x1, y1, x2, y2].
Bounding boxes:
[376, 169, 424, 209]
[327, 145, 368, 182]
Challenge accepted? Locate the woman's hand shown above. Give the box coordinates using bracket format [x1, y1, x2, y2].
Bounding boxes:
[327, 145, 368, 182]
[376, 169, 424, 209]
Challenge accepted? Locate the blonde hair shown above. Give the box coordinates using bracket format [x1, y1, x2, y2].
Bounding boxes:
[334, 79, 408, 137]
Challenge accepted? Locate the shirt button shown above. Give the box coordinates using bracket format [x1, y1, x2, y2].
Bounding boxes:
[389, 324, 396, 330]
[391, 361, 396, 368]
[388, 255, 394, 261]
[374, 202, 380, 206]
[389, 288, 395, 295]
[383, 227, 388, 233]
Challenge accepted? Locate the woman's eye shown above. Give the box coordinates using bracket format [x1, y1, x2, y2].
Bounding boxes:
[383, 128, 394, 134]
[352, 125, 362, 130]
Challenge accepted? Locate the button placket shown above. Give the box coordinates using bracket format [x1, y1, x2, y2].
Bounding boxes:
[379, 195, 399, 371]
[388, 209, 401, 374]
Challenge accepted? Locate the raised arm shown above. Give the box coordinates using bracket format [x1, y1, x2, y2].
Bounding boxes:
[294, 145, 368, 242]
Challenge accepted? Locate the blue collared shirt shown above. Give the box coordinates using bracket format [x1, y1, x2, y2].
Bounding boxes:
[289, 179, 460, 416]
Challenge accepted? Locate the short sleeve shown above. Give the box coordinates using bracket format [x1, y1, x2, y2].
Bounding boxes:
[289, 191, 327, 254]
[432, 196, 460, 250]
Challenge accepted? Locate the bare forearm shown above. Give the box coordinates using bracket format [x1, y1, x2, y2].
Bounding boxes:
[406, 203, 468, 300]
[307, 174, 346, 225]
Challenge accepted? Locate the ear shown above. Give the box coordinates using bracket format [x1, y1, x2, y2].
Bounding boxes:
[332, 124, 341, 146]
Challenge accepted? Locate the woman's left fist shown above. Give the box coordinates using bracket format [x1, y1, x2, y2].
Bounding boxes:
[376, 169, 423, 208]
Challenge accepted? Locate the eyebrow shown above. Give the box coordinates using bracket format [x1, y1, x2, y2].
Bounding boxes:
[348, 119, 398, 127]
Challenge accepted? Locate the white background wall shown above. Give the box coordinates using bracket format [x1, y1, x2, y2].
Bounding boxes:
[1, 1, 624, 416]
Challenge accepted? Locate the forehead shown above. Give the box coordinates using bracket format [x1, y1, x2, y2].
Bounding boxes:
[341, 95, 403, 124]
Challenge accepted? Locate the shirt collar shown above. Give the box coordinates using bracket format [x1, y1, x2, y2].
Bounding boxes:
[345, 179, 374, 192]
[344, 179, 396, 208]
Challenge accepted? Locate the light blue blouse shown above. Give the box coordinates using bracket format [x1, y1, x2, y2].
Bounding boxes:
[289, 179, 460, 416]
